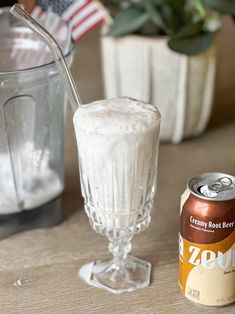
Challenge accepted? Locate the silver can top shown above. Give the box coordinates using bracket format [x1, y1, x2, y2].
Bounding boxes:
[188, 172, 235, 201]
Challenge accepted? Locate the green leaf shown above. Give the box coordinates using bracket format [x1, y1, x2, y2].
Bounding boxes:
[145, 3, 170, 34]
[171, 22, 204, 40]
[139, 21, 161, 36]
[147, 0, 165, 5]
[204, 0, 235, 15]
[161, 4, 176, 32]
[168, 32, 214, 55]
[107, 7, 149, 37]
[165, 0, 186, 12]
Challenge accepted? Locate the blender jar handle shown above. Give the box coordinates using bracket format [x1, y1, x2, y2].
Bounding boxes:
[3, 94, 36, 211]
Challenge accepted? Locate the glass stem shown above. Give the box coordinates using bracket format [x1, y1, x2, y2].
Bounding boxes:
[108, 229, 134, 266]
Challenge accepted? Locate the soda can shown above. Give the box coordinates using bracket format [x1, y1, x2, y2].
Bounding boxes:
[179, 173, 235, 306]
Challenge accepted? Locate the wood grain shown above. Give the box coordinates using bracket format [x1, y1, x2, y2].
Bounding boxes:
[0, 18, 235, 313]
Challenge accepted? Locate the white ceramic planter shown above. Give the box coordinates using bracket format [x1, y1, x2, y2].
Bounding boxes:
[101, 36, 216, 143]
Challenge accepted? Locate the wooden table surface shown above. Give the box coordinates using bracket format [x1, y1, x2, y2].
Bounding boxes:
[0, 19, 235, 314]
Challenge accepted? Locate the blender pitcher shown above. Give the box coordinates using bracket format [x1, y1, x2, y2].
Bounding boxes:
[0, 8, 73, 238]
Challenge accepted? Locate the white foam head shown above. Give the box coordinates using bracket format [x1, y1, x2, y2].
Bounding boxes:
[73, 97, 160, 135]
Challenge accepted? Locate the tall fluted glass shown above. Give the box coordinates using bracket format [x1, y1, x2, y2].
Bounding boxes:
[73, 97, 161, 294]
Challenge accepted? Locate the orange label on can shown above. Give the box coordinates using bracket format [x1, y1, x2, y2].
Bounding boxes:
[179, 232, 235, 306]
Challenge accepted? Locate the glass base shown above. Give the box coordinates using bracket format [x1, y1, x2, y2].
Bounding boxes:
[79, 256, 151, 294]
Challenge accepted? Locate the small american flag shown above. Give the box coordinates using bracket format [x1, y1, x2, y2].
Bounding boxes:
[26, 0, 109, 42]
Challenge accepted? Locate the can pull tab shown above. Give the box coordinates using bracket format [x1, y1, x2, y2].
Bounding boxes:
[209, 177, 233, 193]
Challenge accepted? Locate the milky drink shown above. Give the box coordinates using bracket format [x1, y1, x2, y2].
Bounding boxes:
[73, 98, 161, 231]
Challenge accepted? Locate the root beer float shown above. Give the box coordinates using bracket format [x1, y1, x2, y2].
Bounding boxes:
[179, 173, 235, 306]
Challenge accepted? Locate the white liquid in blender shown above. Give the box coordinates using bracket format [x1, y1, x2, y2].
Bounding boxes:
[73, 98, 161, 230]
[0, 150, 63, 214]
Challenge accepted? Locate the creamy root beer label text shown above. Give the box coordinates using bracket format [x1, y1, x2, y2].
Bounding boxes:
[190, 216, 234, 231]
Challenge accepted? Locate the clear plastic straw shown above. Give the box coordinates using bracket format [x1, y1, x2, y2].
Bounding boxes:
[10, 4, 82, 112]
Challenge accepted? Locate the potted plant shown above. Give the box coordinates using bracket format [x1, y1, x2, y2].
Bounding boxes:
[100, 0, 235, 143]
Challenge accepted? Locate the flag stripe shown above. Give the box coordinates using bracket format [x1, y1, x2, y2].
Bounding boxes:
[72, 10, 104, 40]
[61, 0, 87, 20]
[73, 8, 99, 30]
[73, 18, 103, 41]
[71, 2, 98, 27]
